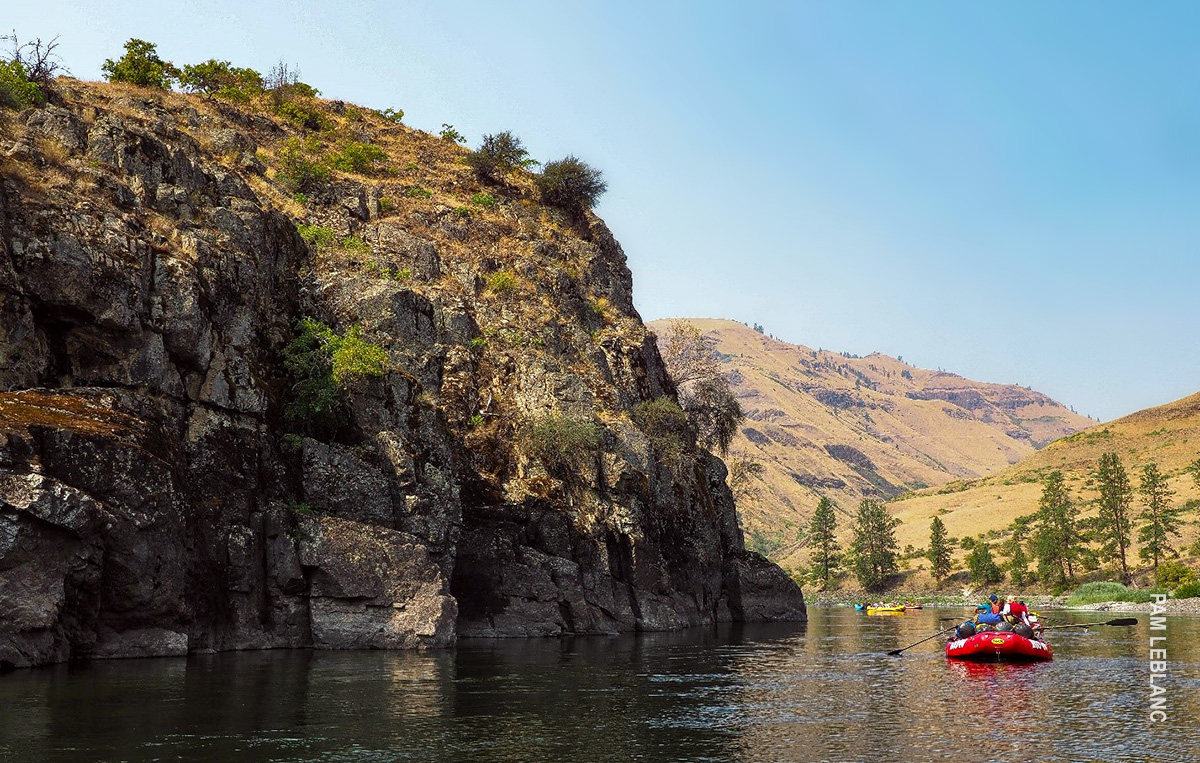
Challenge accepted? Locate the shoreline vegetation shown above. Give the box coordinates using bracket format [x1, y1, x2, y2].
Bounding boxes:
[807, 584, 1200, 614]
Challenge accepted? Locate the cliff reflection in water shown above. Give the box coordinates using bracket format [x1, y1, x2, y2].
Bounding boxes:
[1, 612, 1197, 762]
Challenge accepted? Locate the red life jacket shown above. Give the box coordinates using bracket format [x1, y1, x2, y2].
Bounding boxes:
[1008, 601, 1028, 620]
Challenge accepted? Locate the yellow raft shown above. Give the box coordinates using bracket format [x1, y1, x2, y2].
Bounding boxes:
[867, 605, 906, 615]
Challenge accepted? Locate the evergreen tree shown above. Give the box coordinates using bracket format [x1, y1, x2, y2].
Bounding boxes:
[849, 499, 899, 591]
[807, 496, 840, 591]
[1004, 514, 1035, 587]
[1032, 471, 1079, 586]
[1007, 540, 1030, 587]
[967, 540, 1003, 585]
[1093, 452, 1133, 584]
[1137, 461, 1180, 576]
[926, 516, 952, 584]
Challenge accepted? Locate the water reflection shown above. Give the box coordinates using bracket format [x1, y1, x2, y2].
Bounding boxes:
[0, 612, 1196, 762]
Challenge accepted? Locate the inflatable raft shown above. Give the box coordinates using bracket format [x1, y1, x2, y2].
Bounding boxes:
[867, 605, 906, 615]
[945, 631, 1053, 662]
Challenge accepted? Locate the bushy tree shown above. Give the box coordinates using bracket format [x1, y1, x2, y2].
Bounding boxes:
[1137, 461, 1180, 575]
[808, 496, 840, 590]
[2, 32, 66, 86]
[1032, 470, 1079, 586]
[1092, 452, 1133, 583]
[967, 541, 1003, 585]
[657, 320, 743, 455]
[0, 32, 64, 107]
[0, 59, 40, 109]
[926, 516, 952, 584]
[179, 59, 262, 99]
[849, 499, 899, 591]
[466, 131, 537, 181]
[101, 38, 178, 89]
[725, 453, 763, 502]
[537, 155, 607, 210]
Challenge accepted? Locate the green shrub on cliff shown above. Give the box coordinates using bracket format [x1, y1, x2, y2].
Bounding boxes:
[0, 59, 43, 109]
[179, 59, 263, 100]
[329, 140, 387, 174]
[632, 397, 693, 469]
[276, 137, 331, 193]
[537, 156, 606, 211]
[101, 38, 178, 89]
[466, 131, 538, 181]
[282, 318, 388, 435]
[523, 415, 601, 476]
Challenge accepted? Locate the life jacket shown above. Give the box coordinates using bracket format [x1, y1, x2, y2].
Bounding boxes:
[1007, 601, 1029, 621]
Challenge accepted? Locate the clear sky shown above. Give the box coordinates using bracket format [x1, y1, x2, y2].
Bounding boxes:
[8, 1, 1198, 421]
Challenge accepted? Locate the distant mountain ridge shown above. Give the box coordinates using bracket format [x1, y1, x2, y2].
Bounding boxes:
[649, 319, 1094, 565]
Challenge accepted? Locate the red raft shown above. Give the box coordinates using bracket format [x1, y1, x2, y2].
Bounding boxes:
[945, 631, 1053, 662]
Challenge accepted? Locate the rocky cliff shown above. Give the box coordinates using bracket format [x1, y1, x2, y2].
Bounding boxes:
[0, 81, 802, 669]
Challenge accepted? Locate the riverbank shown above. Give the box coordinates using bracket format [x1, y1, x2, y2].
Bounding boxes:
[1063, 597, 1200, 615]
[806, 590, 1200, 614]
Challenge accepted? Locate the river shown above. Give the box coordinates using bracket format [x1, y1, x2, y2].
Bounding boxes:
[1, 607, 1196, 761]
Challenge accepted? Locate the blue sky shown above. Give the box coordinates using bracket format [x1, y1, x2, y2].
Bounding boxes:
[8, 1, 1198, 421]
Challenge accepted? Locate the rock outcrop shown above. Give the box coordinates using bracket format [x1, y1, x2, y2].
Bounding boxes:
[0, 82, 802, 668]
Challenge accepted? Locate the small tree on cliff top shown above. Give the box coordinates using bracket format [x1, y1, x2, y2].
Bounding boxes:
[537, 155, 607, 211]
[102, 38, 178, 89]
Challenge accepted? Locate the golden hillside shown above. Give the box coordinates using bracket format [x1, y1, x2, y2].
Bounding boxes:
[890, 391, 1200, 582]
[647, 319, 1093, 569]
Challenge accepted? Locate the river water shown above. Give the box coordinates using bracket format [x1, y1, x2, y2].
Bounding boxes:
[1, 607, 1196, 762]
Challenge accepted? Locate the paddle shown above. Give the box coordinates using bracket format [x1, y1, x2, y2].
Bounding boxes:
[886, 623, 961, 656]
[1039, 617, 1138, 630]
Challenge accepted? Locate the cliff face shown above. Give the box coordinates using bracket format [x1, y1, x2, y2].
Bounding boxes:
[0, 82, 802, 669]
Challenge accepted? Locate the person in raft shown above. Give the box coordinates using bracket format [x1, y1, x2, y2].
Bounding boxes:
[974, 594, 1004, 628]
[1003, 599, 1043, 639]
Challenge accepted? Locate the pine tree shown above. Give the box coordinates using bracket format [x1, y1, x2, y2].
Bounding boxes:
[1004, 514, 1035, 587]
[967, 540, 1003, 585]
[1007, 541, 1030, 587]
[807, 496, 840, 591]
[1137, 461, 1180, 576]
[926, 516, 952, 584]
[1093, 452, 1133, 584]
[1032, 471, 1079, 586]
[850, 499, 899, 591]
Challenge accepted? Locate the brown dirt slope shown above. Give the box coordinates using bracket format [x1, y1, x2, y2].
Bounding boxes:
[648, 318, 1094, 569]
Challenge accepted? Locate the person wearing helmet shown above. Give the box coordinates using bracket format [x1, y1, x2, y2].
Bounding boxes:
[975, 593, 1003, 625]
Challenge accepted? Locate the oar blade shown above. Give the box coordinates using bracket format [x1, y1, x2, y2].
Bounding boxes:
[1106, 617, 1138, 627]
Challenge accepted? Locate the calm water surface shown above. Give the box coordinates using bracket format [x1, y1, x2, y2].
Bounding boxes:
[1, 608, 1197, 762]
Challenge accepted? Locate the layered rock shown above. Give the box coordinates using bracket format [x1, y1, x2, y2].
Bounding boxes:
[0, 82, 802, 669]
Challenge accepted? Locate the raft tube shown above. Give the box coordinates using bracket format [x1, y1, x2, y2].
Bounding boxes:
[945, 631, 1053, 662]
